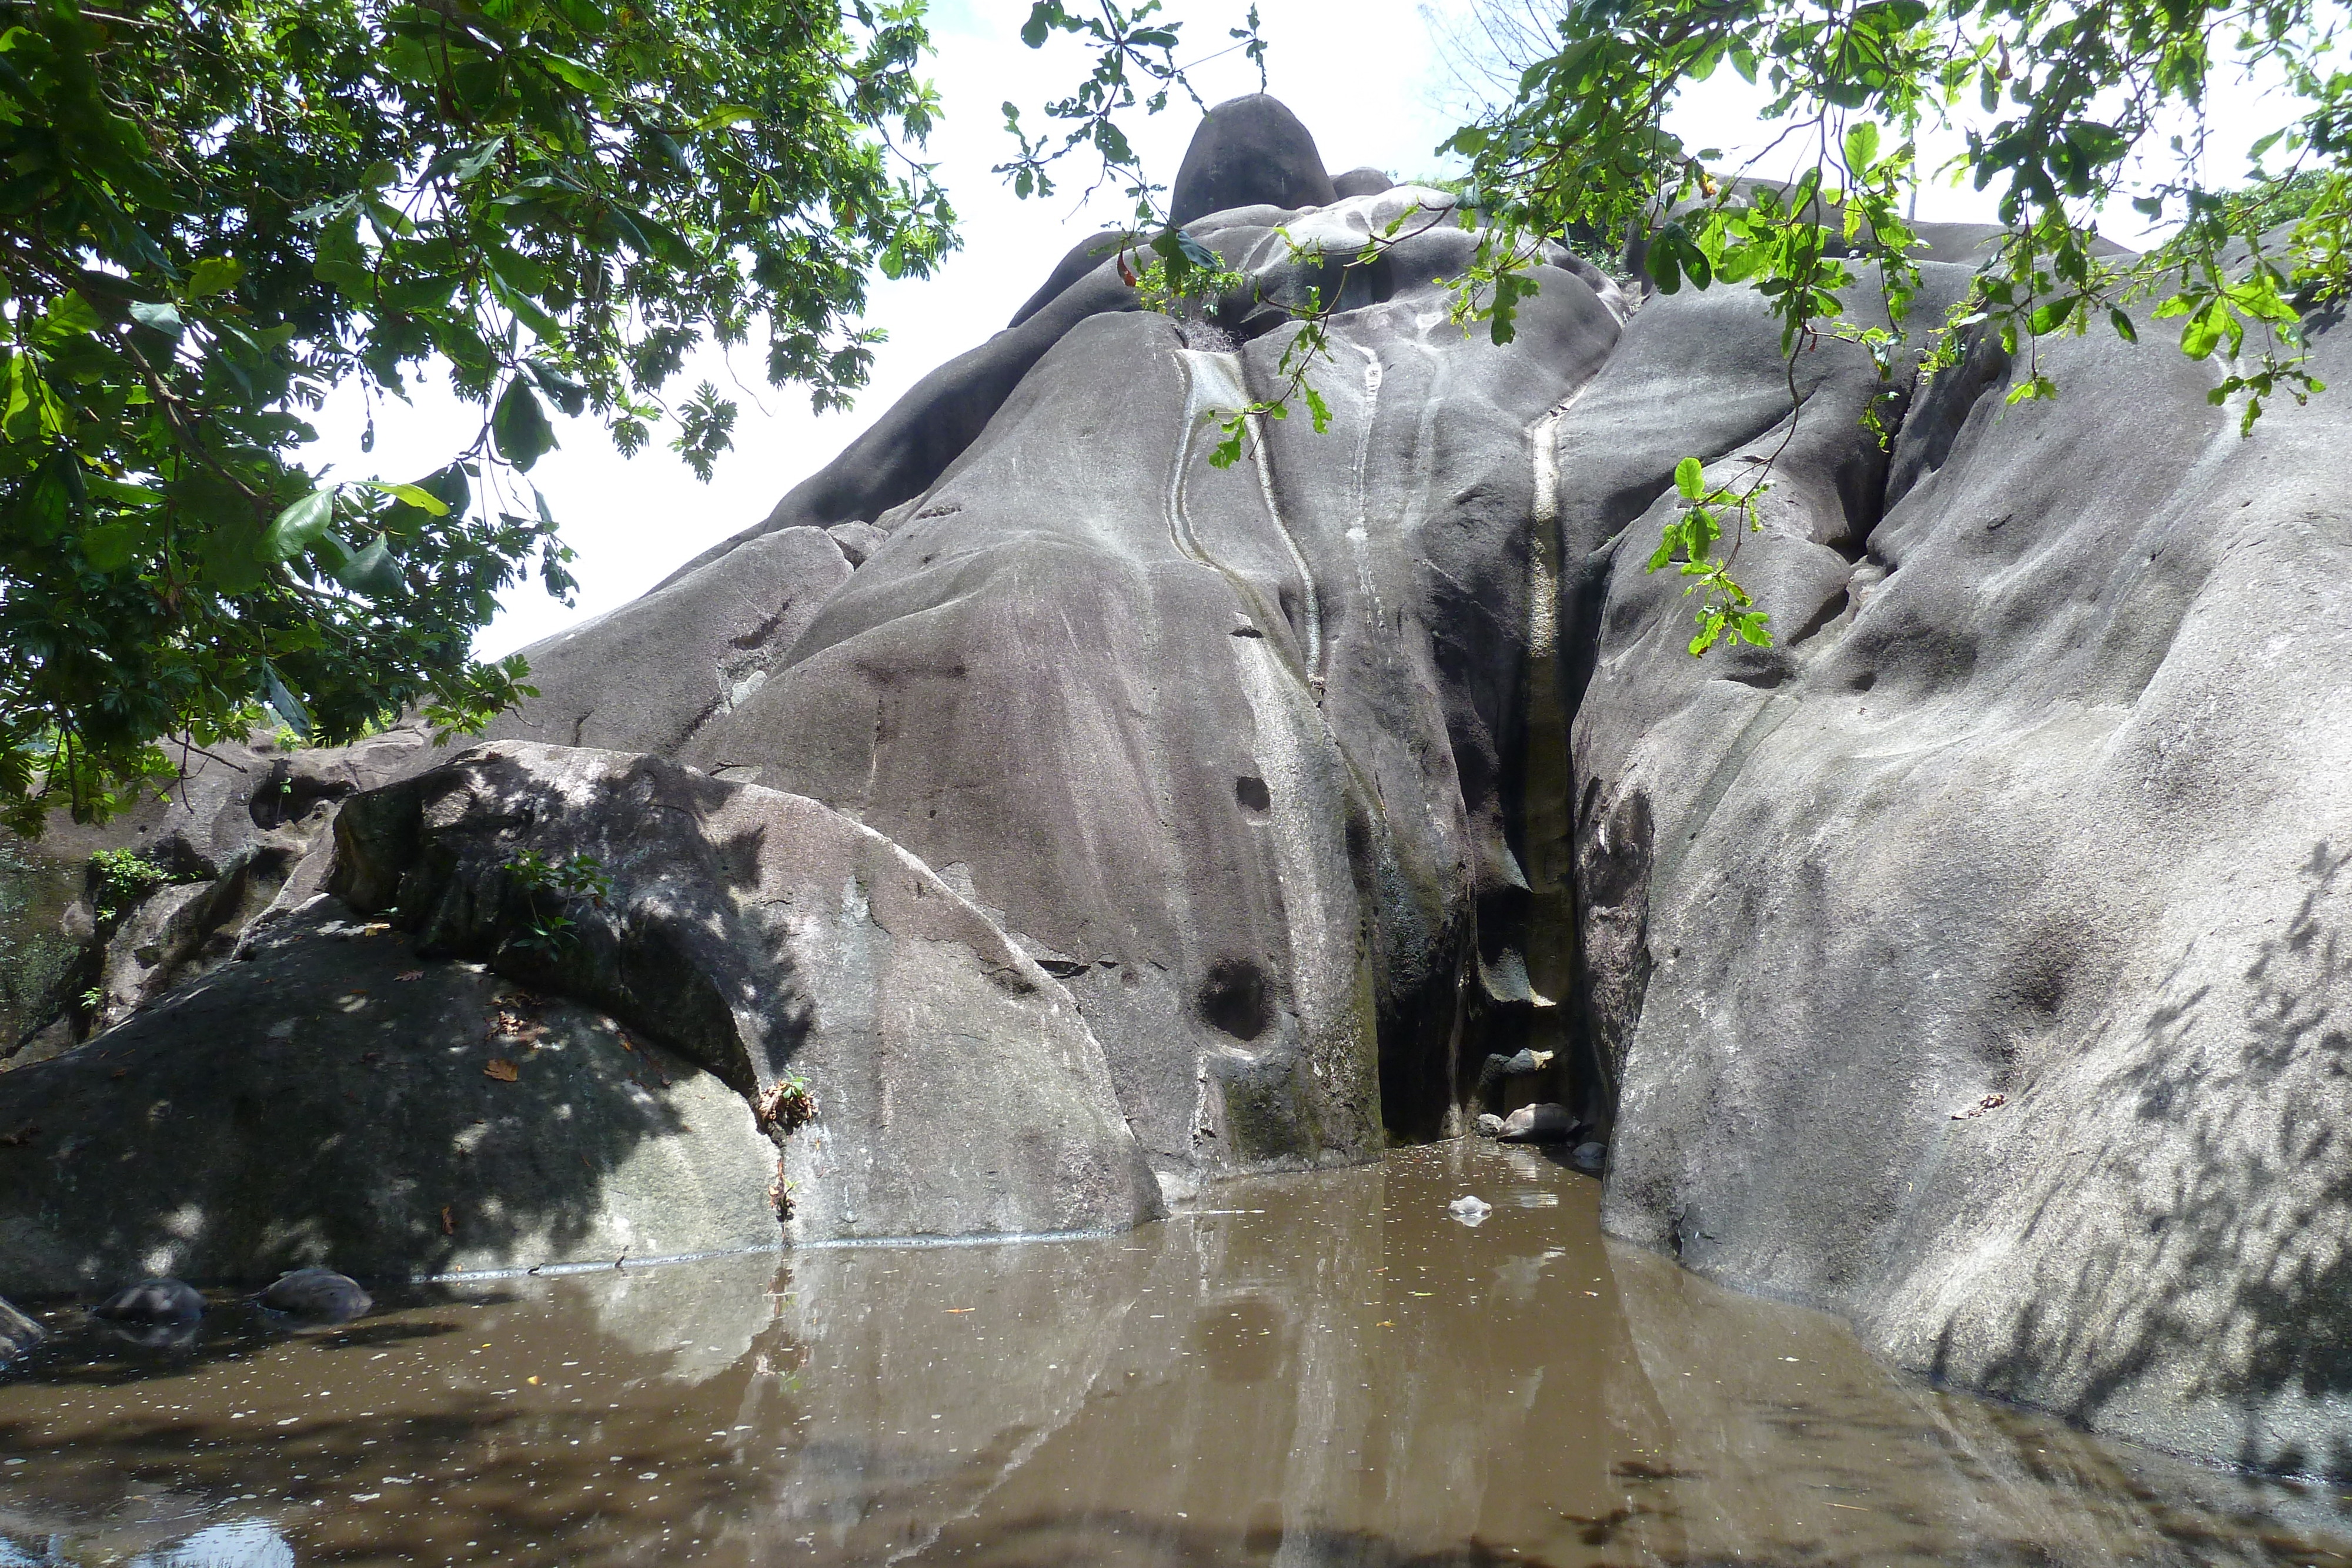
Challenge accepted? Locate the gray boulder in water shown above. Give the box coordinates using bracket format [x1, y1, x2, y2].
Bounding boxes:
[93, 1278, 203, 1324]
[259, 1268, 372, 1321]
[0, 1294, 41, 1358]
[0, 906, 784, 1295]
[330, 743, 1163, 1245]
[1496, 1103, 1578, 1144]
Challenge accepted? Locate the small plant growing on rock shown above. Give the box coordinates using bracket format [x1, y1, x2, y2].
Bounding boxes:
[756, 1076, 818, 1222]
[504, 850, 613, 955]
[88, 848, 195, 926]
[756, 1075, 817, 1138]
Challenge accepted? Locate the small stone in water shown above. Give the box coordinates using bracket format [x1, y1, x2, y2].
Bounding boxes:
[0, 1294, 43, 1359]
[1570, 1141, 1608, 1174]
[92, 1278, 204, 1324]
[1448, 1195, 1492, 1225]
[261, 1268, 372, 1322]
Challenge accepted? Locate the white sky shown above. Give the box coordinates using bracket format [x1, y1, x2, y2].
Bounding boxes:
[300, 1, 2292, 660]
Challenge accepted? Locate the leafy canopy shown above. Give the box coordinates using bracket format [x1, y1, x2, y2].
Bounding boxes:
[1437, 0, 2352, 650]
[0, 0, 953, 833]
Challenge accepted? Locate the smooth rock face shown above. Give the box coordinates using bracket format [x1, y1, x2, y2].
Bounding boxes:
[329, 743, 1163, 1243]
[659, 195, 1621, 1186]
[1569, 255, 2352, 1467]
[480, 526, 852, 757]
[260, 1267, 372, 1321]
[0, 907, 781, 1295]
[1169, 93, 1339, 223]
[92, 1278, 204, 1323]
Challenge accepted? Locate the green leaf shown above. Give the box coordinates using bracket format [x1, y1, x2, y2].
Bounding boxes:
[547, 0, 608, 31]
[36, 290, 101, 341]
[334, 536, 406, 597]
[263, 487, 338, 561]
[80, 520, 141, 572]
[128, 300, 183, 338]
[1842, 121, 1881, 171]
[2108, 307, 2139, 344]
[493, 378, 557, 470]
[362, 480, 450, 515]
[1675, 456, 1705, 500]
[262, 660, 312, 740]
[523, 359, 589, 417]
[186, 258, 244, 299]
[2179, 300, 2226, 360]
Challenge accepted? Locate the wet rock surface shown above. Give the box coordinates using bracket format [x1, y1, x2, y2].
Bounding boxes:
[257, 1268, 371, 1322]
[1495, 1102, 1577, 1143]
[91, 1279, 204, 1325]
[0, 1296, 38, 1360]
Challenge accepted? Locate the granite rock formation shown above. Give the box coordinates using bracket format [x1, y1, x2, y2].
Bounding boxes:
[1, 92, 2347, 1477]
[1574, 276, 2352, 1472]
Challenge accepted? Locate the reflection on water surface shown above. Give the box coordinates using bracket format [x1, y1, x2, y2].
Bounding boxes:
[3, 1142, 2348, 1566]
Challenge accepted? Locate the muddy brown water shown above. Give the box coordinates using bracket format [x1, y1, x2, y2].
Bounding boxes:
[4, 1142, 2350, 1567]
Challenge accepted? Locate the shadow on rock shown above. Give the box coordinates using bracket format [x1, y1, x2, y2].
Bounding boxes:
[0, 902, 779, 1296]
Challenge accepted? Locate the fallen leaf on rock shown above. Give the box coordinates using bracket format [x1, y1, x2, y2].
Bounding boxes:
[395, 970, 423, 982]
[945, 1308, 975, 1315]
[485, 1059, 520, 1082]
[440, 1205, 455, 1235]
[1952, 1092, 2007, 1120]
[361, 922, 390, 935]
[109, 1068, 127, 1080]
[487, 1009, 548, 1045]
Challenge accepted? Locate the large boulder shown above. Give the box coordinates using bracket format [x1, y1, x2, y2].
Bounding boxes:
[328, 741, 1164, 1242]
[0, 904, 780, 1295]
[479, 175, 1626, 1193]
[4, 724, 442, 1064]
[1168, 93, 1339, 223]
[1571, 259, 2352, 1469]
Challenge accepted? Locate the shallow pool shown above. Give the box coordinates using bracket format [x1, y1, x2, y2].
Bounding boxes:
[3, 1141, 2347, 1566]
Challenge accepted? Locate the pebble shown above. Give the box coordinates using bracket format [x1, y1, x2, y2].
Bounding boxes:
[0, 1295, 43, 1359]
[1569, 1141, 1608, 1174]
[260, 1267, 372, 1322]
[1447, 1195, 1492, 1226]
[92, 1278, 205, 1324]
